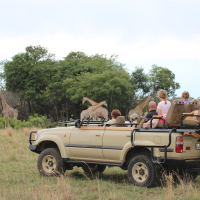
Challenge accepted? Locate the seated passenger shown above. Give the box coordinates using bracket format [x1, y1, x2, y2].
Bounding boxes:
[157, 89, 171, 123]
[106, 109, 121, 125]
[180, 91, 190, 105]
[145, 101, 158, 119]
[192, 99, 199, 110]
[130, 113, 139, 122]
[142, 101, 158, 129]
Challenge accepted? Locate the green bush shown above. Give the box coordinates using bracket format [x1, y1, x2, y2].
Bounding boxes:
[0, 114, 52, 129]
[8, 117, 16, 128]
[0, 116, 5, 128]
[28, 114, 51, 128]
[0, 122, 4, 129]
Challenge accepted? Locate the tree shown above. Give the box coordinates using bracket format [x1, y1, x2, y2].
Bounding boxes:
[3, 45, 56, 116]
[64, 69, 132, 117]
[59, 52, 130, 118]
[131, 66, 150, 97]
[1, 46, 181, 122]
[149, 65, 180, 98]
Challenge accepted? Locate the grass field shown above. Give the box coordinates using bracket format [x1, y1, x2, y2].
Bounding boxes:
[0, 128, 200, 200]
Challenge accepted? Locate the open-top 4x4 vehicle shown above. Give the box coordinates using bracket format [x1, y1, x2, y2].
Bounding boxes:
[29, 101, 200, 187]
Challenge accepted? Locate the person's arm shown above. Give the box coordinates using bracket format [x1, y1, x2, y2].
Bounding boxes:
[157, 108, 162, 116]
[157, 102, 162, 116]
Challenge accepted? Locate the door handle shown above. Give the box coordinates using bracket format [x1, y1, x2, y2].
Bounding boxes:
[96, 134, 100, 136]
[126, 135, 131, 137]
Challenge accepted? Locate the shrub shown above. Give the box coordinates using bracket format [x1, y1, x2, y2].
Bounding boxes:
[0, 115, 5, 128]
[8, 117, 16, 128]
[0, 114, 52, 129]
[28, 114, 50, 128]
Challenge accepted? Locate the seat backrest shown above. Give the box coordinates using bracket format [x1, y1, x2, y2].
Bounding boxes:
[166, 101, 184, 127]
[184, 102, 195, 113]
[198, 108, 200, 121]
[138, 119, 145, 128]
[182, 109, 200, 127]
[137, 116, 145, 124]
[115, 116, 127, 127]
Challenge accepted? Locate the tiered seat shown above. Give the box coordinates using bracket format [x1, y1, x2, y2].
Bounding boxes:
[182, 109, 200, 127]
[138, 101, 200, 129]
[137, 116, 146, 128]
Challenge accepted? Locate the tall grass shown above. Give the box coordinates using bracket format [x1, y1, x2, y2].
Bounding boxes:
[0, 128, 200, 199]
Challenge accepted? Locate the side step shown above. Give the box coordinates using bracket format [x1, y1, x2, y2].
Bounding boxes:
[62, 158, 124, 167]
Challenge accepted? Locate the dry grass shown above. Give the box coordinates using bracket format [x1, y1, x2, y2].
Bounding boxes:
[7, 127, 14, 136]
[22, 127, 31, 136]
[0, 128, 200, 199]
[22, 127, 41, 136]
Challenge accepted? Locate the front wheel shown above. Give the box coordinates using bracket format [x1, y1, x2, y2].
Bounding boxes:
[82, 164, 106, 174]
[128, 155, 156, 187]
[37, 148, 64, 176]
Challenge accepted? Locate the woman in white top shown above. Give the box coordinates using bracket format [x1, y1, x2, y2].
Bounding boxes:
[157, 89, 171, 123]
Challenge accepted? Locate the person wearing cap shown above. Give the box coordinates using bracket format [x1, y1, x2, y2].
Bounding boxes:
[180, 91, 190, 105]
[145, 101, 158, 119]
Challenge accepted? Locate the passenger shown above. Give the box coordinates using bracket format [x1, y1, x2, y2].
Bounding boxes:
[106, 109, 121, 125]
[145, 101, 158, 119]
[157, 89, 171, 123]
[130, 113, 139, 122]
[192, 99, 200, 110]
[180, 91, 190, 105]
[192, 99, 199, 103]
[142, 101, 159, 129]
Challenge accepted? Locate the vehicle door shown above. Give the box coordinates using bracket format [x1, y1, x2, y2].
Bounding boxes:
[103, 126, 134, 161]
[69, 126, 105, 159]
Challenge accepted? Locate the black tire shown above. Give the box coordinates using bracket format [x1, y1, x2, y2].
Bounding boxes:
[128, 155, 156, 187]
[37, 148, 65, 176]
[82, 164, 106, 174]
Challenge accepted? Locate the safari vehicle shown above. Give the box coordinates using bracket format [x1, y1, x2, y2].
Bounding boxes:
[29, 101, 200, 187]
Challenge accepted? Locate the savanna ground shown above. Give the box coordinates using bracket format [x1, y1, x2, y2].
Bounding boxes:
[0, 128, 200, 200]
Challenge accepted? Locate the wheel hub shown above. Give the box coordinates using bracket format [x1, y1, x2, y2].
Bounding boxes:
[42, 155, 57, 173]
[132, 162, 148, 183]
[139, 168, 145, 176]
[48, 160, 54, 167]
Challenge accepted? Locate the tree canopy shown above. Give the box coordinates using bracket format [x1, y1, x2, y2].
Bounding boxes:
[0, 45, 180, 121]
[149, 65, 180, 98]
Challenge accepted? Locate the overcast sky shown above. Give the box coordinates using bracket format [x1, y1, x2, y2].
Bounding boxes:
[1, 0, 200, 98]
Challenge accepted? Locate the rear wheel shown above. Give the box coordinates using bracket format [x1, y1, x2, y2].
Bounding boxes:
[37, 148, 65, 176]
[82, 164, 106, 174]
[128, 154, 156, 187]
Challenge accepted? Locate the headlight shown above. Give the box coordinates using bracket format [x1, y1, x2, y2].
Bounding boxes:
[34, 133, 38, 141]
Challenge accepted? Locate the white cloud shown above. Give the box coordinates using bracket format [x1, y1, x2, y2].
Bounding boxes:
[1, 31, 200, 62]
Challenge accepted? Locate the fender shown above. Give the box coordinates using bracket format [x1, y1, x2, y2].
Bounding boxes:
[120, 141, 161, 161]
[35, 135, 68, 158]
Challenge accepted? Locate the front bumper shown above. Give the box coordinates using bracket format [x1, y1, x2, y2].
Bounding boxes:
[29, 144, 37, 152]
